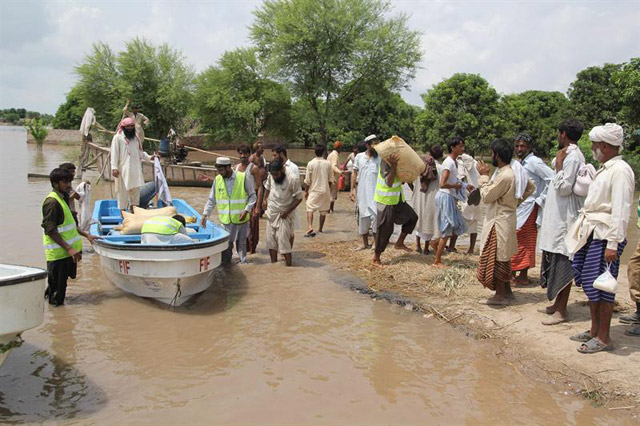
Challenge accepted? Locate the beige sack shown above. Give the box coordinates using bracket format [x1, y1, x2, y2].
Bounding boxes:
[132, 205, 177, 217]
[115, 211, 148, 235]
[374, 135, 425, 183]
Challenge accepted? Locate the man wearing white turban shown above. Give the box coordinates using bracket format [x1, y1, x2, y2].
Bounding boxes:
[565, 123, 635, 353]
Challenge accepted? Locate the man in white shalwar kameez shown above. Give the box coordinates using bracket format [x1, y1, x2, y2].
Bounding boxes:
[110, 117, 151, 211]
[123, 100, 150, 146]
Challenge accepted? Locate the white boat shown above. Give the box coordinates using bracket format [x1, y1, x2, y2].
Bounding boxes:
[90, 199, 229, 306]
[0, 264, 47, 368]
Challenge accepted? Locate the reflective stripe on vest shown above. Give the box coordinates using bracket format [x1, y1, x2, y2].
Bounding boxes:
[42, 191, 83, 261]
[373, 169, 404, 205]
[141, 216, 182, 235]
[215, 172, 249, 225]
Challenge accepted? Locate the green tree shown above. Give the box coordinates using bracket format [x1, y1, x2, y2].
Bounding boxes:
[52, 86, 87, 129]
[250, 0, 422, 145]
[333, 87, 419, 147]
[74, 39, 195, 139]
[193, 48, 292, 144]
[500, 90, 571, 155]
[611, 58, 640, 127]
[415, 73, 501, 155]
[567, 63, 622, 128]
[26, 118, 49, 149]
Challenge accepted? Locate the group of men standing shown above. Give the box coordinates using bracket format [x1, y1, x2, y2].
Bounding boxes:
[344, 122, 638, 353]
[64, 107, 640, 353]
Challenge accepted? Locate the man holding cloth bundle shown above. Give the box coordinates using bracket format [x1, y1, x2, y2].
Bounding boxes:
[566, 123, 634, 353]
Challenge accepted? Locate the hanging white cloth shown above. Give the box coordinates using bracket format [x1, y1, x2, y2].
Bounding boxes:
[79, 108, 96, 137]
[154, 157, 172, 206]
[491, 159, 527, 199]
[75, 181, 93, 232]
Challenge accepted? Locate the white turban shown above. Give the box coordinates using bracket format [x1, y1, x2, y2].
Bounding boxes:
[588, 123, 624, 147]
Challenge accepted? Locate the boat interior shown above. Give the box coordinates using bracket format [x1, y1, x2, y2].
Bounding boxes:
[90, 198, 227, 245]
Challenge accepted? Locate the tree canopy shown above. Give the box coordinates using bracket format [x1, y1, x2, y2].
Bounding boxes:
[415, 73, 501, 154]
[52, 86, 87, 129]
[500, 90, 571, 155]
[74, 38, 195, 138]
[193, 48, 292, 144]
[250, 0, 422, 145]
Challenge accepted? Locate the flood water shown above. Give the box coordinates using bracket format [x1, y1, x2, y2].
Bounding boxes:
[0, 127, 634, 424]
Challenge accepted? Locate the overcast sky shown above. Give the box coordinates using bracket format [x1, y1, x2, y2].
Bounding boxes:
[0, 0, 638, 114]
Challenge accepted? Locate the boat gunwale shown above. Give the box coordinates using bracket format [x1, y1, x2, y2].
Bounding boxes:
[0, 265, 47, 287]
[93, 235, 229, 252]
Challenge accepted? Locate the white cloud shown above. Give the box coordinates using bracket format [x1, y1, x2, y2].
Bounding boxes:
[0, 0, 638, 113]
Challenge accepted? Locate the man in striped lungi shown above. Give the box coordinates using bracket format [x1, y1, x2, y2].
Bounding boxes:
[511, 133, 554, 286]
[565, 123, 634, 353]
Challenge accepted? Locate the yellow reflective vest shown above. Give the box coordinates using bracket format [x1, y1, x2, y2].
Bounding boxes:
[373, 169, 404, 205]
[42, 191, 83, 261]
[141, 216, 182, 235]
[215, 172, 249, 225]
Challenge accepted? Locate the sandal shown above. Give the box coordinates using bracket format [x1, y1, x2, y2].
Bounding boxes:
[624, 325, 640, 337]
[577, 337, 613, 354]
[303, 230, 316, 238]
[570, 330, 592, 342]
[619, 312, 640, 324]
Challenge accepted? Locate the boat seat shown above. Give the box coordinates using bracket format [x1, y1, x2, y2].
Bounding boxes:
[101, 215, 123, 224]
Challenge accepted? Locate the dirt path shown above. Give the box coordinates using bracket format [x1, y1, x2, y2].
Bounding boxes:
[302, 197, 640, 417]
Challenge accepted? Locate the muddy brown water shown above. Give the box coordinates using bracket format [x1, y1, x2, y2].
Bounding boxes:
[1, 127, 635, 424]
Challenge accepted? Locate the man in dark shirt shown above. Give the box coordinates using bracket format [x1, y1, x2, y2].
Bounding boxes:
[42, 168, 96, 306]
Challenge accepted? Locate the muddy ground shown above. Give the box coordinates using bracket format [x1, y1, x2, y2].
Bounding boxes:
[306, 236, 640, 415]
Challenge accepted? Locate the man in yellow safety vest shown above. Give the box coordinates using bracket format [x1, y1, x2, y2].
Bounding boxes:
[372, 152, 418, 266]
[201, 157, 257, 264]
[42, 167, 98, 306]
[141, 215, 193, 245]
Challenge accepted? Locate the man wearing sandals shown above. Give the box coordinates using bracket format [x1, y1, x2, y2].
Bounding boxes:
[565, 123, 634, 353]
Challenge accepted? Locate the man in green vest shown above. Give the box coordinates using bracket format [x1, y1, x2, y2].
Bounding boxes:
[141, 215, 193, 245]
[201, 157, 257, 264]
[372, 153, 418, 266]
[42, 167, 98, 306]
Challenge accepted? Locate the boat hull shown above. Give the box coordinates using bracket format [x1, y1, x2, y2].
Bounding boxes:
[95, 245, 223, 306]
[0, 265, 47, 368]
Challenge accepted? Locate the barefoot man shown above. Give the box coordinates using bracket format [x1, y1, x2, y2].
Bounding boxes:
[433, 137, 471, 266]
[372, 152, 418, 266]
[476, 139, 533, 305]
[538, 119, 586, 325]
[511, 133, 553, 286]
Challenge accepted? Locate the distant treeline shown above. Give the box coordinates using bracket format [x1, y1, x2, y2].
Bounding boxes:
[1, 108, 53, 125]
[48, 1, 638, 178]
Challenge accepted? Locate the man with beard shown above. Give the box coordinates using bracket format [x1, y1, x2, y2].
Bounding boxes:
[350, 134, 381, 249]
[566, 123, 634, 353]
[476, 139, 533, 305]
[272, 144, 300, 180]
[263, 158, 303, 266]
[110, 117, 152, 211]
[538, 119, 586, 325]
[201, 157, 256, 264]
[511, 133, 554, 286]
[235, 144, 263, 255]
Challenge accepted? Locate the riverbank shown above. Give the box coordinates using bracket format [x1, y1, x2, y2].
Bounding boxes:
[26, 128, 82, 145]
[307, 237, 640, 414]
